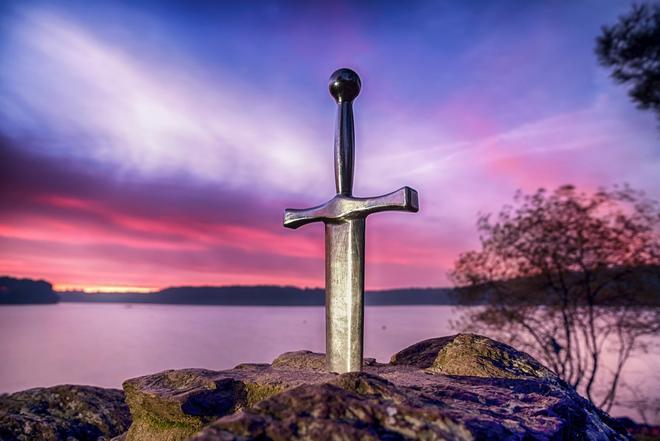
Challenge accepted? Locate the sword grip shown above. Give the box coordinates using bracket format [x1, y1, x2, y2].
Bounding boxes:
[329, 69, 361, 196]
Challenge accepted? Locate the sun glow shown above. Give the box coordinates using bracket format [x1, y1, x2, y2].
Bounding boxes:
[53, 284, 157, 294]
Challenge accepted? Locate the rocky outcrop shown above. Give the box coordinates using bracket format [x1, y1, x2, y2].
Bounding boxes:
[271, 351, 376, 371]
[121, 364, 334, 440]
[0, 334, 632, 440]
[0, 385, 130, 440]
[190, 373, 473, 441]
[120, 334, 630, 441]
[390, 334, 557, 380]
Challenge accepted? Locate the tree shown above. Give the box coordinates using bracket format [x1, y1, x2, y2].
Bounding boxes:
[450, 184, 660, 412]
[596, 3, 660, 121]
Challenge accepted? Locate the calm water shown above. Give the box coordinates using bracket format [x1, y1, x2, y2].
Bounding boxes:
[0, 304, 657, 423]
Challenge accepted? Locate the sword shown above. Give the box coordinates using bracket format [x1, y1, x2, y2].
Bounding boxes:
[283, 68, 419, 373]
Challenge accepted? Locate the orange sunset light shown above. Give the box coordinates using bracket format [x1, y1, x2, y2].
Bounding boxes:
[53, 284, 157, 294]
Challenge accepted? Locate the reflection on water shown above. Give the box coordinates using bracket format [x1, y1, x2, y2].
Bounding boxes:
[0, 303, 657, 423]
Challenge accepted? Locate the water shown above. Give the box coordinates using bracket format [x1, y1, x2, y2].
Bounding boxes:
[0, 304, 657, 423]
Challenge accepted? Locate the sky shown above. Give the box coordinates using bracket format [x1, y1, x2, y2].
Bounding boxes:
[0, 0, 658, 292]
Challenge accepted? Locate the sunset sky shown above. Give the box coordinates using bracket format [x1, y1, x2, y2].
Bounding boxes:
[1, 0, 658, 292]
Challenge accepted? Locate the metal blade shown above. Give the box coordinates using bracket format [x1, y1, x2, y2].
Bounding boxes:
[325, 218, 365, 373]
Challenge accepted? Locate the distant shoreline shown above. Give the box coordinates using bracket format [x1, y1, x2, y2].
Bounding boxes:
[4, 273, 659, 306]
[1, 276, 458, 306]
[57, 286, 458, 306]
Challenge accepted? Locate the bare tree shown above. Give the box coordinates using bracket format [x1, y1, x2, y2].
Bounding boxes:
[450, 184, 660, 411]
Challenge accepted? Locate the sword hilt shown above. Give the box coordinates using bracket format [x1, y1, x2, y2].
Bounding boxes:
[329, 68, 361, 196]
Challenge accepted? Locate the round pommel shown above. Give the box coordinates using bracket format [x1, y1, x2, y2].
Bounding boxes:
[329, 68, 361, 103]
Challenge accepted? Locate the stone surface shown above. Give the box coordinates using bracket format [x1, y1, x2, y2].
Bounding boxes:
[190, 373, 472, 441]
[0, 334, 630, 440]
[390, 334, 557, 380]
[120, 334, 630, 441]
[190, 369, 627, 441]
[0, 385, 131, 441]
[272, 351, 376, 371]
[271, 350, 327, 371]
[122, 364, 336, 441]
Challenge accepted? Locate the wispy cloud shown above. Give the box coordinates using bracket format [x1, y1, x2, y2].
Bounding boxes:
[1, 9, 327, 194]
[0, 2, 657, 290]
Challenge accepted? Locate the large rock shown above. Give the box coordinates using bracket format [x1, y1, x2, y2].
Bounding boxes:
[121, 364, 336, 440]
[190, 373, 472, 441]
[121, 334, 630, 441]
[0, 385, 131, 440]
[390, 334, 557, 380]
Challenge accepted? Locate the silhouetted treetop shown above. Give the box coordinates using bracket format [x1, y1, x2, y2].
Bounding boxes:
[596, 3, 660, 121]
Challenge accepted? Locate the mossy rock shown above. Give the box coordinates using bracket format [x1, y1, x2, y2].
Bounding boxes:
[119, 336, 628, 441]
[391, 333, 557, 380]
[0, 385, 130, 440]
[190, 373, 473, 441]
[122, 367, 310, 441]
[271, 350, 326, 371]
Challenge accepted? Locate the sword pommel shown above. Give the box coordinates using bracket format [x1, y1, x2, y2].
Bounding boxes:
[329, 68, 361, 103]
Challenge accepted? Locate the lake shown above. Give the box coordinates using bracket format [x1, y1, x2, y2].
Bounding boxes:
[0, 303, 657, 423]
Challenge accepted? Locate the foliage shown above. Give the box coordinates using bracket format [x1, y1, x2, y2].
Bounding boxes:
[450, 184, 660, 411]
[596, 3, 660, 121]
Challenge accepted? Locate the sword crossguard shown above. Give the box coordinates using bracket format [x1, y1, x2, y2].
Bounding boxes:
[284, 186, 418, 229]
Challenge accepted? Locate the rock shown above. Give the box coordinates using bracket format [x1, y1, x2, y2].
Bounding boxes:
[1, 335, 626, 440]
[271, 350, 326, 371]
[190, 370, 628, 441]
[190, 373, 472, 441]
[122, 366, 336, 440]
[391, 333, 556, 380]
[0, 385, 131, 441]
[119, 335, 630, 440]
[272, 351, 377, 371]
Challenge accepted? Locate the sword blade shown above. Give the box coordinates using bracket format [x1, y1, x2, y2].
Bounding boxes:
[325, 218, 365, 373]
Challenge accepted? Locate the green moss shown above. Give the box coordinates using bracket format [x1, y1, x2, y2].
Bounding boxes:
[124, 381, 287, 440]
[244, 383, 285, 407]
[428, 334, 553, 381]
[125, 413, 203, 441]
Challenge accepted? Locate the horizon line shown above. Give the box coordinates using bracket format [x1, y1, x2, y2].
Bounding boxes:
[0, 274, 449, 294]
